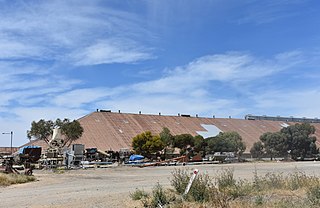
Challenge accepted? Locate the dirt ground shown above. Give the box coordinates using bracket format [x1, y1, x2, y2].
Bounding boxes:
[1, 161, 320, 208]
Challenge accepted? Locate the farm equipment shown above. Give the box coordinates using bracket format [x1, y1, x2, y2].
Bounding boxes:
[0, 146, 41, 175]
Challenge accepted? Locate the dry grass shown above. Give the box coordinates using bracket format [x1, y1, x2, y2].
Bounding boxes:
[130, 168, 320, 208]
[0, 173, 36, 186]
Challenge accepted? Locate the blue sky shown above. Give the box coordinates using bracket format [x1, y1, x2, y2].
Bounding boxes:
[1, 0, 320, 146]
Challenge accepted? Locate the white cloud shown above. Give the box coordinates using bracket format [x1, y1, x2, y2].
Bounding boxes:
[53, 88, 121, 108]
[236, 0, 305, 25]
[132, 52, 297, 95]
[0, 37, 46, 59]
[252, 89, 320, 118]
[0, 1, 153, 64]
[70, 39, 152, 66]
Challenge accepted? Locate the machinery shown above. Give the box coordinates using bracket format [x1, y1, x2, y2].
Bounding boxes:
[40, 128, 65, 168]
[0, 146, 41, 175]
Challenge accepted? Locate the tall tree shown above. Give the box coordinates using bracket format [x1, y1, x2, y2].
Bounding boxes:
[193, 135, 207, 156]
[27, 119, 54, 143]
[206, 131, 246, 155]
[27, 118, 83, 147]
[260, 132, 287, 160]
[159, 127, 174, 146]
[59, 119, 84, 147]
[159, 127, 174, 159]
[250, 141, 264, 159]
[132, 131, 164, 157]
[173, 134, 195, 155]
[281, 123, 318, 160]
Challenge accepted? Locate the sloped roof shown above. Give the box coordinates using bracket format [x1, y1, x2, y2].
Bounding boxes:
[0, 147, 19, 154]
[24, 111, 320, 153]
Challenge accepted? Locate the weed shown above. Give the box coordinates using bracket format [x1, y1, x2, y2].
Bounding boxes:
[130, 188, 149, 201]
[0, 173, 36, 186]
[187, 173, 212, 202]
[171, 169, 190, 194]
[254, 195, 263, 206]
[307, 184, 320, 205]
[216, 168, 236, 190]
[151, 183, 168, 207]
[132, 168, 320, 208]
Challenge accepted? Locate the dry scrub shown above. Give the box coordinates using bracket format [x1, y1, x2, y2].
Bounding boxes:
[0, 173, 36, 186]
[130, 168, 320, 208]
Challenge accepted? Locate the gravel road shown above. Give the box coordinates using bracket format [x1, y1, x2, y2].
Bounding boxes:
[1, 161, 320, 208]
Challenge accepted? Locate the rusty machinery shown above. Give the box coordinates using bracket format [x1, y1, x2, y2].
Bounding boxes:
[40, 128, 65, 168]
[0, 146, 41, 175]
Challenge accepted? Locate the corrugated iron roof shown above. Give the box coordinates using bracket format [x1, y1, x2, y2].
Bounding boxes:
[0, 147, 19, 154]
[22, 111, 320, 153]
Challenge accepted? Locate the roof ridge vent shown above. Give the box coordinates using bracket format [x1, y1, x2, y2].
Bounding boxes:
[100, 109, 111, 113]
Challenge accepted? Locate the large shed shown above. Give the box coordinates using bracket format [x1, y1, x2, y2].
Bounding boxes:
[22, 111, 320, 153]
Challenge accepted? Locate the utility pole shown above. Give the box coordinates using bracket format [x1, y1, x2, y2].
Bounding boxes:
[2, 131, 13, 154]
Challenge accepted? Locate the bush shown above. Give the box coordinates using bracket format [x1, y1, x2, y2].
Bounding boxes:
[131, 168, 320, 208]
[307, 184, 320, 205]
[187, 172, 212, 202]
[151, 183, 168, 207]
[171, 169, 190, 194]
[130, 188, 149, 201]
[287, 171, 319, 190]
[0, 173, 36, 186]
[216, 168, 236, 190]
[171, 169, 214, 203]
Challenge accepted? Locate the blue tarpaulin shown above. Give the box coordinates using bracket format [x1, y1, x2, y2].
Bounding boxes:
[129, 154, 144, 161]
[18, 146, 41, 154]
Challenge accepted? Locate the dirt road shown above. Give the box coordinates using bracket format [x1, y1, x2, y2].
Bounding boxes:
[1, 161, 320, 208]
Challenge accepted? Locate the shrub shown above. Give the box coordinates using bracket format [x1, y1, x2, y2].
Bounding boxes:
[216, 168, 236, 190]
[151, 183, 168, 207]
[171, 169, 190, 194]
[188, 172, 212, 202]
[0, 173, 36, 186]
[307, 184, 320, 205]
[130, 188, 149, 201]
[171, 169, 214, 203]
[132, 168, 320, 208]
[287, 171, 319, 190]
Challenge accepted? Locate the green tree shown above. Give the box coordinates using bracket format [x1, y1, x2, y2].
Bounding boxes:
[59, 119, 84, 147]
[132, 131, 164, 157]
[27, 119, 54, 143]
[281, 123, 318, 160]
[173, 134, 195, 155]
[250, 141, 264, 159]
[159, 127, 174, 160]
[193, 135, 207, 156]
[260, 132, 287, 160]
[159, 127, 173, 146]
[27, 118, 83, 147]
[206, 131, 246, 155]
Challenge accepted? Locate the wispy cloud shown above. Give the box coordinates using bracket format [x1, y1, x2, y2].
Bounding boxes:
[88, 51, 310, 118]
[252, 89, 320, 118]
[0, 0, 153, 63]
[236, 0, 307, 24]
[70, 38, 153, 66]
[132, 51, 301, 96]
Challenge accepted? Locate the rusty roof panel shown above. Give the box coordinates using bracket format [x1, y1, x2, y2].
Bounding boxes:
[21, 112, 320, 153]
